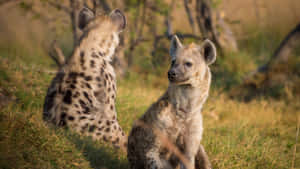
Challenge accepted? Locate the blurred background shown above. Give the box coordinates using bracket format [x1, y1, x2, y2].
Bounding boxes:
[0, 0, 299, 169]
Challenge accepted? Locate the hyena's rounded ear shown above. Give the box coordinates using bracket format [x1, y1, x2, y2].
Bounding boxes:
[78, 6, 95, 30]
[170, 35, 183, 60]
[109, 9, 127, 32]
[201, 39, 217, 65]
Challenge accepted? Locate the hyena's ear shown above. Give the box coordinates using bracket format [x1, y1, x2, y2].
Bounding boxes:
[109, 9, 127, 32]
[201, 39, 217, 65]
[170, 35, 183, 60]
[78, 6, 95, 30]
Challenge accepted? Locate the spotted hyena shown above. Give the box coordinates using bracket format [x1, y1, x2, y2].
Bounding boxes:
[127, 35, 216, 169]
[43, 7, 127, 152]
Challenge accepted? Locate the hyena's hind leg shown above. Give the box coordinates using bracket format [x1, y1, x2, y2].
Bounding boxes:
[91, 119, 128, 153]
[195, 144, 212, 169]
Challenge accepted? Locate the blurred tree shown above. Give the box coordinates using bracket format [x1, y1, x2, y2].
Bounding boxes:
[239, 23, 300, 99]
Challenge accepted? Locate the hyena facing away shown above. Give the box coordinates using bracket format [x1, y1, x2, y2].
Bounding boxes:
[127, 35, 216, 169]
[43, 8, 127, 152]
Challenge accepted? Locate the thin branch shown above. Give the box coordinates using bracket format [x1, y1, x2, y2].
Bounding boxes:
[183, 0, 196, 34]
[49, 40, 65, 67]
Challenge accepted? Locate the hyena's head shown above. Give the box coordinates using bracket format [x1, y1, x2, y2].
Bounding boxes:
[168, 35, 217, 85]
[78, 7, 126, 34]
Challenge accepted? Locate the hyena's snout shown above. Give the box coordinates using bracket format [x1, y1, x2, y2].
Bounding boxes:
[168, 69, 177, 82]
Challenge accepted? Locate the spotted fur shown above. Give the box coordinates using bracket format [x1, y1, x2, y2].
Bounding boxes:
[43, 8, 127, 152]
[127, 35, 216, 169]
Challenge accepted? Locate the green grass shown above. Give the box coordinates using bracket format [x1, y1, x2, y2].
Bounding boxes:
[0, 39, 299, 169]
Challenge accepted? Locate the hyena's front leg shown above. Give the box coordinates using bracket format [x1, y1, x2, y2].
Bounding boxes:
[181, 113, 204, 169]
[195, 144, 212, 169]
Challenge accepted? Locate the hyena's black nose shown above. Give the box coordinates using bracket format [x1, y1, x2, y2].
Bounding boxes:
[168, 70, 176, 80]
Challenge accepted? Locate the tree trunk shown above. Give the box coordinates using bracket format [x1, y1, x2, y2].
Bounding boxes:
[195, 0, 238, 53]
[195, 0, 221, 48]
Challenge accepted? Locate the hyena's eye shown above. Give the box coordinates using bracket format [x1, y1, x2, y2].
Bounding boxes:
[185, 62, 193, 67]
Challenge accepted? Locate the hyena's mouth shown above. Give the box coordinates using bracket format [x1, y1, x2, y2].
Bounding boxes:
[169, 77, 190, 85]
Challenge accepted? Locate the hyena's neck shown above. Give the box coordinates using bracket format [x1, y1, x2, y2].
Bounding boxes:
[168, 68, 211, 116]
[67, 29, 119, 71]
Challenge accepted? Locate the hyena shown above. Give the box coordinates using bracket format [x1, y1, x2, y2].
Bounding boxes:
[127, 35, 216, 169]
[43, 7, 127, 152]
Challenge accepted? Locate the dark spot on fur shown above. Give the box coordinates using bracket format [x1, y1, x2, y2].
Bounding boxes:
[103, 136, 108, 142]
[106, 98, 110, 104]
[60, 112, 66, 119]
[79, 116, 87, 120]
[63, 90, 72, 104]
[112, 115, 116, 120]
[69, 72, 78, 79]
[85, 83, 92, 89]
[96, 76, 101, 81]
[92, 52, 99, 58]
[110, 105, 113, 110]
[89, 125, 96, 132]
[68, 116, 75, 121]
[108, 88, 111, 92]
[98, 120, 102, 124]
[98, 126, 104, 131]
[103, 80, 107, 87]
[73, 92, 80, 98]
[80, 51, 85, 66]
[99, 52, 104, 56]
[79, 99, 86, 107]
[80, 51, 84, 57]
[84, 76, 92, 81]
[59, 112, 67, 126]
[83, 91, 92, 104]
[105, 74, 108, 80]
[94, 91, 100, 97]
[111, 95, 115, 99]
[106, 120, 110, 126]
[79, 72, 85, 77]
[90, 60, 95, 68]
[97, 84, 102, 88]
[100, 68, 104, 75]
[105, 128, 110, 132]
[74, 104, 79, 108]
[77, 111, 81, 114]
[70, 84, 76, 89]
